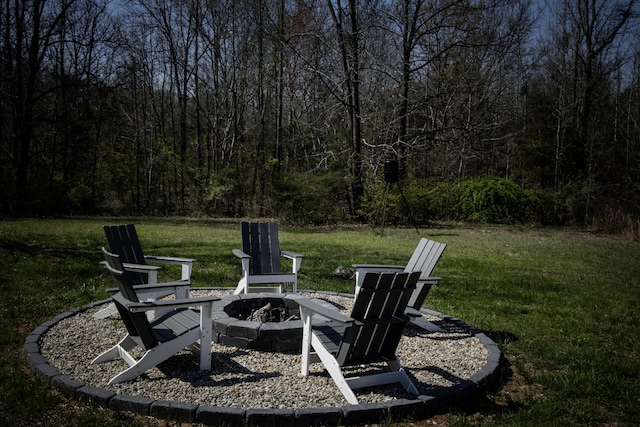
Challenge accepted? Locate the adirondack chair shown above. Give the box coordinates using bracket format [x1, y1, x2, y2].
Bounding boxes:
[92, 248, 218, 385]
[94, 224, 195, 319]
[232, 221, 303, 294]
[352, 238, 446, 332]
[297, 271, 421, 404]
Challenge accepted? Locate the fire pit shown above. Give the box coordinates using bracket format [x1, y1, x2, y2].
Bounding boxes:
[211, 294, 305, 353]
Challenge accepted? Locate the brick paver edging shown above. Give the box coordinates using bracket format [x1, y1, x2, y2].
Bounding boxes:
[24, 289, 504, 427]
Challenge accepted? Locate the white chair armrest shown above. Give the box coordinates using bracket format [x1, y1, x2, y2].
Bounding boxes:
[144, 255, 196, 264]
[232, 249, 251, 259]
[121, 262, 162, 273]
[124, 295, 221, 312]
[105, 279, 190, 295]
[232, 249, 251, 279]
[282, 250, 303, 273]
[281, 250, 304, 260]
[297, 298, 354, 325]
[100, 260, 161, 284]
[144, 255, 195, 281]
[352, 264, 405, 271]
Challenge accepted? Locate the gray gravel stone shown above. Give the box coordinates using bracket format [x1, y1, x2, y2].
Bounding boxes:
[39, 290, 492, 410]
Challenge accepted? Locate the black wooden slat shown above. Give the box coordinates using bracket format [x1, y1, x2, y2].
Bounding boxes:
[367, 323, 388, 357]
[335, 325, 361, 365]
[111, 293, 156, 347]
[351, 273, 379, 318]
[268, 222, 281, 273]
[152, 309, 199, 342]
[351, 323, 378, 362]
[124, 224, 145, 264]
[151, 326, 178, 343]
[240, 222, 251, 256]
[396, 274, 419, 316]
[383, 273, 410, 318]
[249, 222, 262, 274]
[312, 323, 344, 354]
[241, 221, 290, 285]
[104, 224, 148, 285]
[409, 283, 432, 310]
[379, 322, 406, 359]
[172, 310, 200, 332]
[113, 224, 143, 265]
[259, 223, 272, 273]
[368, 273, 396, 319]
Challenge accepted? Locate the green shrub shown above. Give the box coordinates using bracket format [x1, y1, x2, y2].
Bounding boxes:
[360, 179, 462, 226]
[456, 176, 530, 223]
[354, 176, 559, 226]
[413, 180, 464, 222]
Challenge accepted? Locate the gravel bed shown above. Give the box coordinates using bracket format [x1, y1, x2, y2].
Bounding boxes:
[40, 290, 488, 409]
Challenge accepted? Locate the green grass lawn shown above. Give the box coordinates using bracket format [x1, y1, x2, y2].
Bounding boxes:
[1, 218, 638, 426]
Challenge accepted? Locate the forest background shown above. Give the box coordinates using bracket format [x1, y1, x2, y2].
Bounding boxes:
[2, 0, 640, 236]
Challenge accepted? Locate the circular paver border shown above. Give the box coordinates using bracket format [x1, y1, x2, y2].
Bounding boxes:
[24, 289, 505, 427]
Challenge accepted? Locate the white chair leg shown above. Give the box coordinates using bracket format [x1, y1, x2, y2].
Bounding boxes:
[181, 262, 192, 281]
[92, 336, 137, 364]
[310, 333, 359, 404]
[234, 277, 247, 294]
[175, 284, 190, 300]
[107, 351, 153, 385]
[300, 307, 312, 376]
[107, 332, 199, 385]
[387, 356, 419, 395]
[199, 302, 213, 370]
[398, 369, 419, 395]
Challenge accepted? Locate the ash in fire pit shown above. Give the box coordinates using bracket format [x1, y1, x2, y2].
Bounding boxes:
[211, 294, 304, 353]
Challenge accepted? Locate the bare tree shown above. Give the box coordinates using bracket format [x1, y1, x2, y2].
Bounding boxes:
[382, 0, 532, 180]
[536, 0, 638, 220]
[1, 0, 80, 213]
[0, 0, 122, 214]
[325, 0, 365, 215]
[544, 0, 637, 180]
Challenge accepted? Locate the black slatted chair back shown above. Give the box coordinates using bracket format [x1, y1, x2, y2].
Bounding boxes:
[336, 271, 419, 366]
[101, 248, 158, 349]
[103, 224, 148, 285]
[241, 222, 282, 275]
